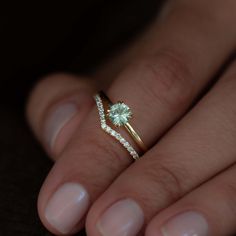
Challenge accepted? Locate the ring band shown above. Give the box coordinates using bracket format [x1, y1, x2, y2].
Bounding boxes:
[99, 91, 147, 153]
[123, 123, 147, 152]
[94, 93, 139, 160]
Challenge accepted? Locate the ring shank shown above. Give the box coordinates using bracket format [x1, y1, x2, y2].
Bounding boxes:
[124, 123, 147, 152]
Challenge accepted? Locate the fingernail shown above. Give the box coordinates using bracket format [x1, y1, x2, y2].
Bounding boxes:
[97, 199, 144, 236]
[45, 182, 90, 234]
[44, 102, 78, 149]
[161, 211, 209, 236]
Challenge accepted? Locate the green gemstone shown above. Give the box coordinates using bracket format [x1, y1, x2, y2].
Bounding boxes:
[108, 102, 132, 126]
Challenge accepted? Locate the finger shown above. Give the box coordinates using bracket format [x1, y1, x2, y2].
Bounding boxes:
[105, 0, 236, 148]
[86, 58, 236, 236]
[146, 164, 236, 236]
[27, 73, 96, 158]
[37, 1, 236, 235]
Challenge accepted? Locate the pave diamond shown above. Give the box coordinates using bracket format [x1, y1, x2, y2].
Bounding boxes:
[108, 102, 132, 127]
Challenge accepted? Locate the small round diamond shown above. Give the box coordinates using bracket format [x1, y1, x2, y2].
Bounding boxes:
[111, 130, 116, 136]
[108, 102, 132, 127]
[127, 146, 133, 152]
[106, 127, 111, 132]
[124, 142, 129, 148]
[101, 124, 106, 129]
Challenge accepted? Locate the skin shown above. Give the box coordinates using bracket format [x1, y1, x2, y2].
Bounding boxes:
[27, 0, 236, 235]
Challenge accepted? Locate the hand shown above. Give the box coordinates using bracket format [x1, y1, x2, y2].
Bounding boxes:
[27, 0, 236, 235]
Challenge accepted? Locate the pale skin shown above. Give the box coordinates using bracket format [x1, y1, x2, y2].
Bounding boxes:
[27, 0, 236, 235]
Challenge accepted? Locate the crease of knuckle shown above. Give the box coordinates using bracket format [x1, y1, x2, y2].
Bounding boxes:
[83, 133, 128, 170]
[142, 160, 186, 204]
[139, 51, 194, 111]
[64, 136, 126, 192]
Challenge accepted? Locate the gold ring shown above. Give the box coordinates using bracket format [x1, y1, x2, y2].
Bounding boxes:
[94, 93, 139, 160]
[99, 91, 147, 153]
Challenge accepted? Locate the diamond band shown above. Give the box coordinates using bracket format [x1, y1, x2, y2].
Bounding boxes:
[94, 94, 140, 160]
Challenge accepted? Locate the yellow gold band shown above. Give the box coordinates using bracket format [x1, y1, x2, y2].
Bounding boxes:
[124, 123, 147, 152]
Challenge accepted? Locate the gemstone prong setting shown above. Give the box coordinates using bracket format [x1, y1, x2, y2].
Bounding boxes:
[108, 102, 133, 127]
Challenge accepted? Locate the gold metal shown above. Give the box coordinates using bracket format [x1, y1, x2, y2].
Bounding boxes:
[99, 91, 147, 153]
[124, 123, 147, 152]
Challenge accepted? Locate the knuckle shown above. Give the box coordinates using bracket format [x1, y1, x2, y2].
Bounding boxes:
[141, 157, 185, 203]
[81, 128, 130, 170]
[64, 130, 129, 190]
[92, 137, 125, 168]
[136, 50, 194, 110]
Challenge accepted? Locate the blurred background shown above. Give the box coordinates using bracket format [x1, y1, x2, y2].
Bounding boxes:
[0, 1, 164, 235]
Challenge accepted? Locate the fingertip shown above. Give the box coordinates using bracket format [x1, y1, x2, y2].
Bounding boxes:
[26, 73, 90, 133]
[42, 182, 90, 235]
[37, 164, 89, 235]
[26, 73, 95, 157]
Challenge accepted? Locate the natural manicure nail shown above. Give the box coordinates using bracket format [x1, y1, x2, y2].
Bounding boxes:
[45, 183, 89, 234]
[161, 211, 209, 236]
[44, 102, 78, 150]
[97, 199, 144, 236]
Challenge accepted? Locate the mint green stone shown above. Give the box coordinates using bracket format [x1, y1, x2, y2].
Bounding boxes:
[108, 102, 132, 126]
